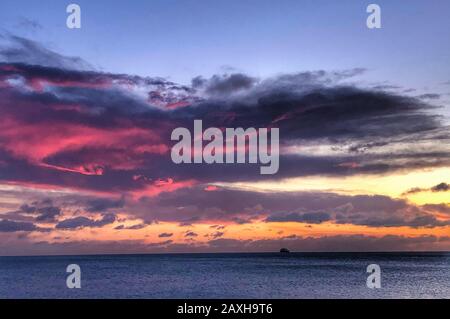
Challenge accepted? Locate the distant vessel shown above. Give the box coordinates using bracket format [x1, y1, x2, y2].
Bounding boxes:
[279, 248, 290, 253]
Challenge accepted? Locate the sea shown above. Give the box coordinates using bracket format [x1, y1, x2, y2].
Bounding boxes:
[0, 252, 448, 299]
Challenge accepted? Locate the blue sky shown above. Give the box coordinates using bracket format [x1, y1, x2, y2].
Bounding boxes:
[0, 0, 449, 89]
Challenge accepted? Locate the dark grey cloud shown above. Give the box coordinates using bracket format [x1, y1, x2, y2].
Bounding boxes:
[402, 182, 449, 195]
[422, 204, 450, 215]
[55, 213, 116, 230]
[417, 93, 441, 100]
[340, 214, 449, 228]
[158, 232, 173, 238]
[0, 34, 91, 70]
[185, 231, 198, 237]
[147, 240, 173, 247]
[402, 187, 424, 195]
[256, 68, 366, 92]
[33, 206, 61, 222]
[192, 73, 257, 95]
[431, 182, 449, 192]
[210, 231, 224, 239]
[177, 81, 440, 142]
[19, 200, 62, 222]
[133, 186, 450, 228]
[1, 199, 63, 222]
[86, 197, 125, 212]
[371, 84, 402, 91]
[348, 141, 389, 153]
[210, 225, 226, 230]
[126, 223, 147, 230]
[114, 223, 147, 230]
[0, 219, 48, 232]
[266, 211, 331, 224]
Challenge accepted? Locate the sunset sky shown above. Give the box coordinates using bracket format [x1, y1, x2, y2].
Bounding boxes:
[0, 0, 449, 255]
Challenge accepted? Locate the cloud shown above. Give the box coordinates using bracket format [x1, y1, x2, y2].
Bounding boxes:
[158, 232, 173, 238]
[210, 231, 224, 239]
[85, 197, 125, 212]
[402, 187, 424, 195]
[19, 200, 61, 222]
[417, 93, 441, 100]
[32, 206, 61, 222]
[266, 211, 331, 224]
[209, 225, 226, 230]
[147, 240, 173, 247]
[132, 186, 450, 228]
[371, 84, 402, 91]
[185, 231, 198, 237]
[431, 182, 449, 192]
[0, 219, 48, 232]
[403, 182, 449, 195]
[1, 234, 448, 256]
[114, 223, 147, 230]
[0, 34, 91, 70]
[0, 48, 448, 192]
[55, 213, 116, 230]
[422, 204, 450, 215]
[3, 184, 448, 234]
[192, 73, 257, 95]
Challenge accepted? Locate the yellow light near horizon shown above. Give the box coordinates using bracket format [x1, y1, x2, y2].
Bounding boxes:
[218, 167, 450, 205]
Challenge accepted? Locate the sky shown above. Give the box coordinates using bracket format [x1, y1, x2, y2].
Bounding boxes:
[0, 0, 449, 255]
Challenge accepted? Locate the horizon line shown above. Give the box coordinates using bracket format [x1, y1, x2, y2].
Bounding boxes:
[1, 250, 449, 258]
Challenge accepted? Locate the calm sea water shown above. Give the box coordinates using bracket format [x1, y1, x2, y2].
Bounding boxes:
[0, 252, 448, 299]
